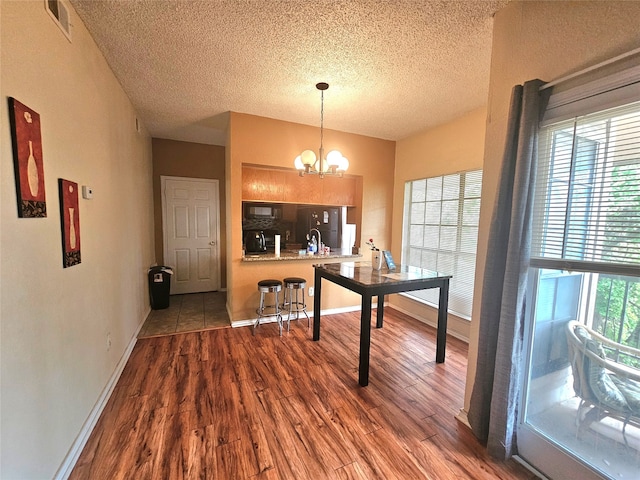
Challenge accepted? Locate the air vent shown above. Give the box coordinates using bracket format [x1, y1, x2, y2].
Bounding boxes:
[45, 0, 72, 42]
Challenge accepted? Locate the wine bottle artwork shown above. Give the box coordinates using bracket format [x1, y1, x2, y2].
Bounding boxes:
[69, 207, 76, 249]
[8, 98, 47, 217]
[27, 140, 39, 197]
[59, 178, 81, 267]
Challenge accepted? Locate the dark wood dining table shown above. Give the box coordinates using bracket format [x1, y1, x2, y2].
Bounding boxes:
[312, 262, 452, 386]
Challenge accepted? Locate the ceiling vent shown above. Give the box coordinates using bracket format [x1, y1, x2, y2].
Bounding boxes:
[45, 0, 72, 42]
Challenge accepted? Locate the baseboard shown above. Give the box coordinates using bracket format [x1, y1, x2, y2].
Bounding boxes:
[389, 303, 469, 343]
[455, 408, 471, 428]
[53, 308, 148, 479]
[513, 455, 549, 479]
[454, 413, 547, 478]
[231, 304, 362, 328]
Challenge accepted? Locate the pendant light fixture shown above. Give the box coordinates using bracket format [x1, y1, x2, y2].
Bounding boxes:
[294, 82, 349, 177]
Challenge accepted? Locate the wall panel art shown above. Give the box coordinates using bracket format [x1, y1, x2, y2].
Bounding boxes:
[59, 179, 81, 267]
[8, 97, 46, 217]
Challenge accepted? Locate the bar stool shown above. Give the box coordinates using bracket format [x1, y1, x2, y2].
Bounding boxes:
[282, 277, 310, 328]
[254, 279, 285, 335]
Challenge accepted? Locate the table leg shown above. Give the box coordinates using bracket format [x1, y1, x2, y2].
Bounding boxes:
[313, 270, 322, 341]
[376, 294, 384, 328]
[436, 279, 449, 363]
[359, 293, 372, 386]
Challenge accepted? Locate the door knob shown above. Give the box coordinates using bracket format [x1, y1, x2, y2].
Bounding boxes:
[209, 241, 216, 246]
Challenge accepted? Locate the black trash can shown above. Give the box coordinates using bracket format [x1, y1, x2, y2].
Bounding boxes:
[148, 266, 173, 309]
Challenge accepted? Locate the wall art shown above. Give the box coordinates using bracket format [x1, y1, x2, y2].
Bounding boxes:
[59, 179, 81, 267]
[8, 97, 47, 217]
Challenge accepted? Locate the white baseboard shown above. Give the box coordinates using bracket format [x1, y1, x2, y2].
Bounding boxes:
[231, 304, 362, 328]
[53, 308, 149, 479]
[455, 408, 471, 428]
[454, 410, 548, 479]
[389, 303, 469, 343]
[513, 455, 549, 479]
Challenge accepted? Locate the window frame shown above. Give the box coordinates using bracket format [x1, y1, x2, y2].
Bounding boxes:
[401, 169, 483, 320]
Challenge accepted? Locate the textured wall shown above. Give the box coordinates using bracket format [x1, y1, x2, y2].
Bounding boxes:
[227, 112, 395, 321]
[0, 2, 154, 477]
[392, 107, 488, 341]
[151, 138, 227, 288]
[465, 0, 640, 413]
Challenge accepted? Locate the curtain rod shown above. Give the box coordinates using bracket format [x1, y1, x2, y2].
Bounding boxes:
[540, 46, 640, 90]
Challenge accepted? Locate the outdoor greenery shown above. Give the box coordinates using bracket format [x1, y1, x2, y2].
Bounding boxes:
[594, 165, 640, 368]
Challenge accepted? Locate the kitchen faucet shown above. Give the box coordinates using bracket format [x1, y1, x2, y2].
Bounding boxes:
[309, 228, 322, 252]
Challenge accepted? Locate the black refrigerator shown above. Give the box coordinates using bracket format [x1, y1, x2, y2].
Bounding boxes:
[296, 206, 341, 249]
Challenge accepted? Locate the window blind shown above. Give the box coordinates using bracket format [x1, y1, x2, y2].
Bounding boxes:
[532, 101, 640, 276]
[402, 170, 482, 319]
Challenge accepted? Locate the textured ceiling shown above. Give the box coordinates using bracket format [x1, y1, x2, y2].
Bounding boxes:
[70, 0, 508, 146]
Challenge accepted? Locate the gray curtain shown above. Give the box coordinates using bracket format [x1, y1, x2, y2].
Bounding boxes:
[467, 79, 549, 459]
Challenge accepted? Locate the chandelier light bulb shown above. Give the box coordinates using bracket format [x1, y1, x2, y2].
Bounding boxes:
[326, 149, 343, 167]
[294, 155, 304, 170]
[300, 149, 316, 166]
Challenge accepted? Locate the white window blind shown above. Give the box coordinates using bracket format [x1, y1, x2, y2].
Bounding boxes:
[532, 100, 640, 276]
[402, 170, 482, 319]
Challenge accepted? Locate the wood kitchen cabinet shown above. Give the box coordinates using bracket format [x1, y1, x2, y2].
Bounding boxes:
[321, 175, 356, 206]
[242, 165, 357, 206]
[242, 167, 284, 201]
[283, 171, 323, 204]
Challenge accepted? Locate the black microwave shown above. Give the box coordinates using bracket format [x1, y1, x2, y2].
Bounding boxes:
[244, 203, 282, 220]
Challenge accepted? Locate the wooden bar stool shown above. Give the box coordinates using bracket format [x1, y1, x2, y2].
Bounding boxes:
[282, 277, 310, 328]
[254, 279, 285, 335]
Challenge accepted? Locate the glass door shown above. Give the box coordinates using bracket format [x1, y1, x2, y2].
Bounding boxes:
[517, 102, 640, 479]
[518, 268, 640, 479]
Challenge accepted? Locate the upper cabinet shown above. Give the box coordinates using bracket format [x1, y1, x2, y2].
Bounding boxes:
[242, 166, 358, 206]
[242, 167, 284, 202]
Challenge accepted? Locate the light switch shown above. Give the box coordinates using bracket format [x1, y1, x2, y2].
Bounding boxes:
[82, 185, 93, 199]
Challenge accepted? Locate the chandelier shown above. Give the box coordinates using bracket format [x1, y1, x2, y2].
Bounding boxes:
[294, 82, 349, 177]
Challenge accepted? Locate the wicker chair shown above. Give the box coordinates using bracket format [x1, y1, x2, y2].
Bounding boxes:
[566, 320, 640, 447]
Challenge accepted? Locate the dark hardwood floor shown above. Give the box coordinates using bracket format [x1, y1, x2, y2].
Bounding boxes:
[70, 308, 537, 479]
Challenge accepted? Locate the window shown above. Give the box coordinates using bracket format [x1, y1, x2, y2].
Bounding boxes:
[528, 102, 640, 375]
[532, 102, 640, 336]
[522, 99, 640, 479]
[402, 170, 482, 318]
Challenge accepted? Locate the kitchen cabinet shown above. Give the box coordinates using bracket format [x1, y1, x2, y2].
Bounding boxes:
[283, 172, 323, 204]
[242, 167, 284, 201]
[242, 166, 357, 206]
[320, 175, 356, 206]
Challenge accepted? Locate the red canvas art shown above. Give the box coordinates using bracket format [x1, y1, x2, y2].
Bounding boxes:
[59, 179, 81, 267]
[8, 98, 46, 217]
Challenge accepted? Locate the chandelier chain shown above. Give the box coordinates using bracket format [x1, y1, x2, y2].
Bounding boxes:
[320, 89, 324, 152]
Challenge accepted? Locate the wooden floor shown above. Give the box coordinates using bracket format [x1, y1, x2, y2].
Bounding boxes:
[70, 308, 537, 479]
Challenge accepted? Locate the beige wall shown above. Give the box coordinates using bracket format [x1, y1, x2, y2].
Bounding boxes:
[391, 107, 487, 340]
[0, 1, 155, 478]
[464, 0, 640, 413]
[227, 112, 395, 321]
[152, 138, 227, 288]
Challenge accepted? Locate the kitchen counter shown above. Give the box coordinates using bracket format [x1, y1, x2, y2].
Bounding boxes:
[242, 249, 362, 262]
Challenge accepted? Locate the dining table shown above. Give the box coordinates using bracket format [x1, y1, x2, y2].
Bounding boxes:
[312, 262, 452, 386]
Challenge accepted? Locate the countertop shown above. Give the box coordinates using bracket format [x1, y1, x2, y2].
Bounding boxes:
[242, 248, 362, 262]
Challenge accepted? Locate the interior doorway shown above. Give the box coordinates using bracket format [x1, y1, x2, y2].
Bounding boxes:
[161, 176, 220, 294]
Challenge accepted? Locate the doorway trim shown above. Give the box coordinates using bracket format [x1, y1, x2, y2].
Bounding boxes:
[161, 175, 221, 293]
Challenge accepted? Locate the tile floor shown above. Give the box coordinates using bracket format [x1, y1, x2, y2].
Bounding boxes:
[138, 291, 230, 338]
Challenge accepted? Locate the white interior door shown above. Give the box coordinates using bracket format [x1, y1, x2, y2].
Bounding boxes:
[162, 176, 220, 294]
